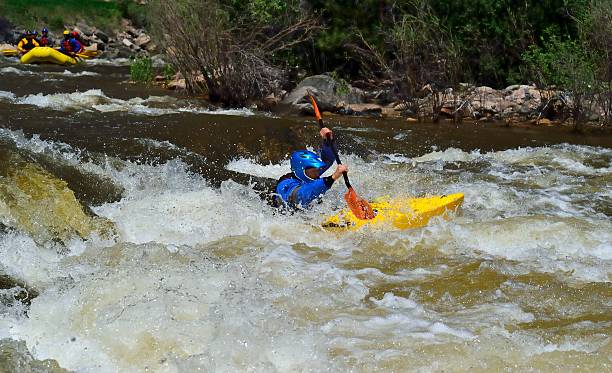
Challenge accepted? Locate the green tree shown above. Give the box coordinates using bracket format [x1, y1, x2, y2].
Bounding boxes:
[523, 30, 599, 128]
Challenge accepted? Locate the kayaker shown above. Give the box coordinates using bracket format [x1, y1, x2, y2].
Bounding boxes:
[39, 28, 51, 47]
[59, 30, 83, 56]
[17, 30, 40, 54]
[274, 127, 348, 209]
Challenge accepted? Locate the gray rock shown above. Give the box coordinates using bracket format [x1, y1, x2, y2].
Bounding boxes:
[95, 30, 109, 43]
[282, 74, 364, 114]
[134, 33, 151, 47]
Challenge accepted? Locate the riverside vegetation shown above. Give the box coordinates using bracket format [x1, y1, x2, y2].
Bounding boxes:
[146, 0, 611, 129]
[1, 0, 610, 128]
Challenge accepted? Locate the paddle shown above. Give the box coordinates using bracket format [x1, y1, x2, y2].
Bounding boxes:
[308, 93, 375, 220]
[1, 49, 19, 57]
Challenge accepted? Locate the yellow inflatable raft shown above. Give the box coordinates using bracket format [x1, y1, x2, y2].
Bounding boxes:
[322, 193, 464, 231]
[20, 47, 78, 65]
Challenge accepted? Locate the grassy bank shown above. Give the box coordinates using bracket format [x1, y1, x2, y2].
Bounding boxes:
[0, 0, 145, 33]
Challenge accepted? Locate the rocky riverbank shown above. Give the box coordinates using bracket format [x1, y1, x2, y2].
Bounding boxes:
[275, 74, 609, 127]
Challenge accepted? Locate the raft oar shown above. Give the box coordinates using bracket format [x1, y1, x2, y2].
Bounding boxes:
[1, 49, 19, 57]
[308, 93, 375, 220]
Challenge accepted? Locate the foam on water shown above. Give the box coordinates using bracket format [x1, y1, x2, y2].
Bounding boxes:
[0, 128, 610, 371]
[85, 58, 131, 66]
[59, 70, 100, 77]
[0, 89, 255, 116]
[0, 67, 35, 75]
[1, 66, 101, 78]
[0, 90, 16, 101]
[226, 157, 290, 179]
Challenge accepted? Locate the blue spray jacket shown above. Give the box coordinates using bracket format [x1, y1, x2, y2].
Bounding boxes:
[275, 141, 337, 208]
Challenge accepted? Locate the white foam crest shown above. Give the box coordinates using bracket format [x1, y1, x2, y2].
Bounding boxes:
[0, 231, 65, 290]
[59, 70, 99, 77]
[438, 216, 612, 282]
[85, 58, 131, 66]
[8, 89, 255, 116]
[226, 157, 290, 179]
[322, 296, 473, 344]
[411, 145, 612, 177]
[196, 107, 256, 116]
[0, 67, 100, 77]
[450, 303, 535, 330]
[91, 175, 335, 249]
[378, 153, 414, 164]
[413, 147, 481, 162]
[0, 288, 29, 340]
[0, 90, 16, 101]
[18, 89, 114, 111]
[10, 243, 334, 372]
[0, 67, 34, 75]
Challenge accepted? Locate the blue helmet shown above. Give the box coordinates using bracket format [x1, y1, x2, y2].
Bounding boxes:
[291, 150, 326, 182]
[42, 28, 48, 34]
[32, 30, 38, 35]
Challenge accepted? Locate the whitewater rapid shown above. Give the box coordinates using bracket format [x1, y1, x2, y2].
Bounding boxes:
[1, 57, 610, 372]
[0, 127, 610, 372]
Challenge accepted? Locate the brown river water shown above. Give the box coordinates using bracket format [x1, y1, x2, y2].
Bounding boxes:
[0, 58, 610, 372]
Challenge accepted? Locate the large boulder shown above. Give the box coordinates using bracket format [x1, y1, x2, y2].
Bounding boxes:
[282, 74, 364, 114]
[502, 84, 541, 117]
[469, 86, 505, 116]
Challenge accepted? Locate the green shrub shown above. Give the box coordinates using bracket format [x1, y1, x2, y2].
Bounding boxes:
[130, 56, 153, 83]
[329, 71, 350, 96]
[523, 29, 600, 128]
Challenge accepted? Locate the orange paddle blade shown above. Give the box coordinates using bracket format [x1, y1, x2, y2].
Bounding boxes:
[344, 187, 375, 220]
[308, 94, 322, 121]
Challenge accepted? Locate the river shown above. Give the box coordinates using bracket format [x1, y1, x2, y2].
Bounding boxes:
[0, 58, 610, 372]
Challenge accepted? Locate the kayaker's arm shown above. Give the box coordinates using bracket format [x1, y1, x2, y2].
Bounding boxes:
[17, 39, 26, 53]
[318, 127, 336, 175]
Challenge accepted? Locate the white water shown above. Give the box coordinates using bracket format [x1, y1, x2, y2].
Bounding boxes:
[0, 129, 610, 372]
[0, 88, 254, 116]
[0, 66, 99, 77]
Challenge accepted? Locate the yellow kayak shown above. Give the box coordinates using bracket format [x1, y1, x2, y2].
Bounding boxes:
[322, 193, 464, 231]
[20, 47, 78, 65]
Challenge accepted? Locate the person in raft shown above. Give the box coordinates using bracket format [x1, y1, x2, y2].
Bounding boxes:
[274, 127, 348, 209]
[59, 30, 83, 56]
[39, 28, 51, 47]
[17, 30, 40, 54]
